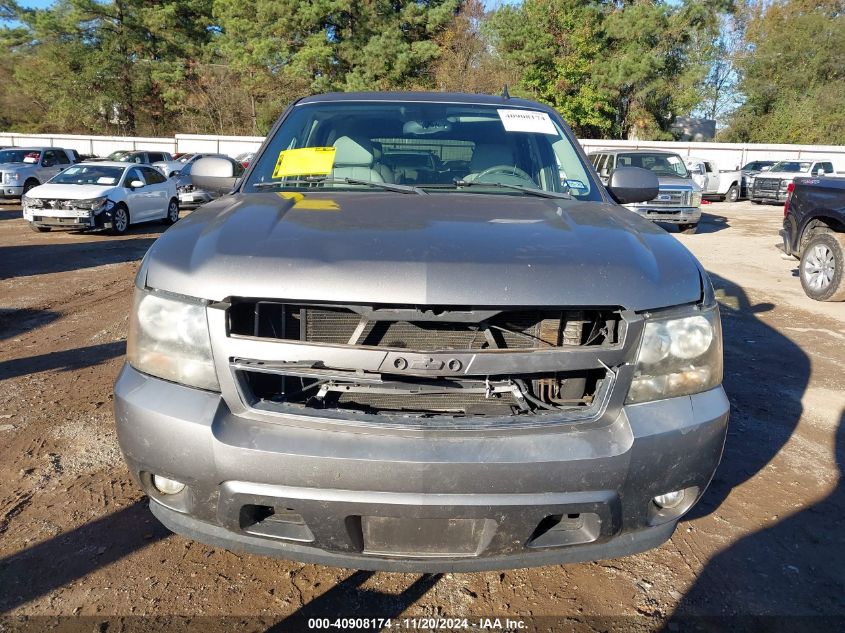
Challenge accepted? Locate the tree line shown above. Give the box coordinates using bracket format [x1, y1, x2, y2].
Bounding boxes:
[0, 0, 841, 143]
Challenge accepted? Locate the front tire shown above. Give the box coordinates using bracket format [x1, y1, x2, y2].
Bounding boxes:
[679, 223, 698, 235]
[29, 223, 50, 233]
[800, 233, 845, 301]
[726, 185, 739, 202]
[162, 198, 179, 225]
[22, 179, 39, 195]
[109, 204, 130, 235]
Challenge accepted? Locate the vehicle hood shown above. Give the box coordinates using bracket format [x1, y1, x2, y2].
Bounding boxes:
[142, 192, 705, 310]
[1, 163, 36, 173]
[656, 175, 699, 190]
[755, 171, 806, 179]
[26, 183, 115, 199]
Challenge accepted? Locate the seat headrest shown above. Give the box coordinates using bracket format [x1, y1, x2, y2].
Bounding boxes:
[333, 136, 375, 167]
[469, 143, 515, 173]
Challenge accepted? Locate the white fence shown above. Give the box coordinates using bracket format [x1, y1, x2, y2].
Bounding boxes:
[2, 131, 844, 171]
[0, 132, 264, 159]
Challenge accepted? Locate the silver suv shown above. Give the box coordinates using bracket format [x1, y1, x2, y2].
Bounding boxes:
[114, 92, 728, 572]
[589, 150, 702, 234]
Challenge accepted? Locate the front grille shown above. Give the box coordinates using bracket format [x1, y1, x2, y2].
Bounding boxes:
[230, 302, 606, 350]
[645, 189, 690, 207]
[226, 301, 625, 421]
[753, 178, 780, 195]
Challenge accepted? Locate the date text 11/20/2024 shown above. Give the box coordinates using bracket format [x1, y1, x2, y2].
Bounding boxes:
[307, 618, 527, 630]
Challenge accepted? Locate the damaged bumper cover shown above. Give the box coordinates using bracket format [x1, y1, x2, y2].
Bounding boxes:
[114, 299, 729, 571]
[115, 365, 728, 571]
[24, 202, 119, 230]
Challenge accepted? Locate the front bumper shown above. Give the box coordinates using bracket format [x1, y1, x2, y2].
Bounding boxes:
[751, 189, 787, 203]
[178, 191, 214, 208]
[24, 207, 116, 230]
[1, 185, 24, 199]
[114, 364, 729, 571]
[625, 206, 701, 225]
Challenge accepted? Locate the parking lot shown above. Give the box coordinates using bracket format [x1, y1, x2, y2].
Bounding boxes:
[1, 200, 843, 628]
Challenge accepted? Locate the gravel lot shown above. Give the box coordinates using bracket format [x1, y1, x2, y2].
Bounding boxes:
[1, 199, 843, 630]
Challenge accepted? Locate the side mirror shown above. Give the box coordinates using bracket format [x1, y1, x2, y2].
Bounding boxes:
[606, 166, 659, 205]
[170, 170, 181, 178]
[129, 180, 144, 189]
[815, 167, 825, 177]
[191, 157, 237, 194]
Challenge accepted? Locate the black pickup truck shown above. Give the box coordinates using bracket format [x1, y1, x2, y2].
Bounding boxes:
[780, 177, 845, 301]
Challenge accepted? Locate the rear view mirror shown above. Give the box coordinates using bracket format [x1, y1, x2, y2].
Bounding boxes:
[606, 167, 659, 205]
[191, 157, 237, 194]
[129, 180, 144, 189]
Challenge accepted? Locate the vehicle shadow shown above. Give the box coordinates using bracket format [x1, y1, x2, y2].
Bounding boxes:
[0, 308, 61, 341]
[669, 410, 845, 624]
[695, 212, 730, 234]
[683, 272, 808, 522]
[0, 235, 158, 280]
[656, 213, 729, 235]
[0, 499, 170, 613]
[266, 571, 442, 631]
[0, 340, 125, 381]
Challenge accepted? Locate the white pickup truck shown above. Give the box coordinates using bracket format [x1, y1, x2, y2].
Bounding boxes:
[750, 159, 841, 204]
[684, 157, 742, 202]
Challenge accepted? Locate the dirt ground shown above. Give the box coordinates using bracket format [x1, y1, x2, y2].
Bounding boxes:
[1, 199, 843, 631]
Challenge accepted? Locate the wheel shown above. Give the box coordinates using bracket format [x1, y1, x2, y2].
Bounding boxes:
[109, 204, 130, 235]
[162, 198, 180, 225]
[799, 233, 845, 301]
[679, 223, 698, 235]
[726, 185, 739, 202]
[22, 179, 39, 195]
[29, 223, 50, 233]
[751, 200, 762, 205]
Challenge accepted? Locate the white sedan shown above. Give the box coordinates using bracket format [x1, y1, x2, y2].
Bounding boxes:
[22, 161, 179, 235]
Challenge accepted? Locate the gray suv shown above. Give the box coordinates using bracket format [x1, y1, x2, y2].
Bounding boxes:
[589, 150, 702, 234]
[114, 92, 728, 572]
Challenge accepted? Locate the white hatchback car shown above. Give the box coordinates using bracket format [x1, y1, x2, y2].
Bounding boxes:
[22, 161, 179, 235]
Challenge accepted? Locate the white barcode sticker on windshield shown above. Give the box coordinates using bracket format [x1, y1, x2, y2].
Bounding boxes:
[497, 109, 557, 135]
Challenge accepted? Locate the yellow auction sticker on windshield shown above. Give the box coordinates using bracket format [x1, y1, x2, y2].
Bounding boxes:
[272, 147, 336, 179]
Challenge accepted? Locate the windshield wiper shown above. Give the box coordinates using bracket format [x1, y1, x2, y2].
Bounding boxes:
[253, 177, 427, 195]
[437, 180, 571, 199]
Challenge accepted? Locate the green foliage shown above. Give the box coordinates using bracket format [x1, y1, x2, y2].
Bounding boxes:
[722, 0, 845, 144]
[489, 0, 725, 139]
[2, 0, 839, 143]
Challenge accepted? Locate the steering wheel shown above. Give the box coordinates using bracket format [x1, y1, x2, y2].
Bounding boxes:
[474, 164, 535, 184]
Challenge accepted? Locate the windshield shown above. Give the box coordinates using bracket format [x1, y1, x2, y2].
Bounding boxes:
[106, 151, 131, 161]
[741, 161, 773, 171]
[177, 154, 197, 163]
[244, 101, 599, 199]
[770, 161, 811, 173]
[50, 165, 125, 186]
[616, 153, 689, 178]
[0, 149, 41, 165]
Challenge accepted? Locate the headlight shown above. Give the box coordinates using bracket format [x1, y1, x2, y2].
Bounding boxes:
[626, 304, 722, 404]
[690, 191, 702, 207]
[73, 196, 109, 211]
[127, 288, 219, 391]
[3, 172, 21, 184]
[22, 195, 44, 209]
[780, 179, 791, 188]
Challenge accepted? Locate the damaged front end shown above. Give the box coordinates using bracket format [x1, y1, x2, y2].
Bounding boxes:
[215, 301, 642, 427]
[23, 196, 116, 229]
